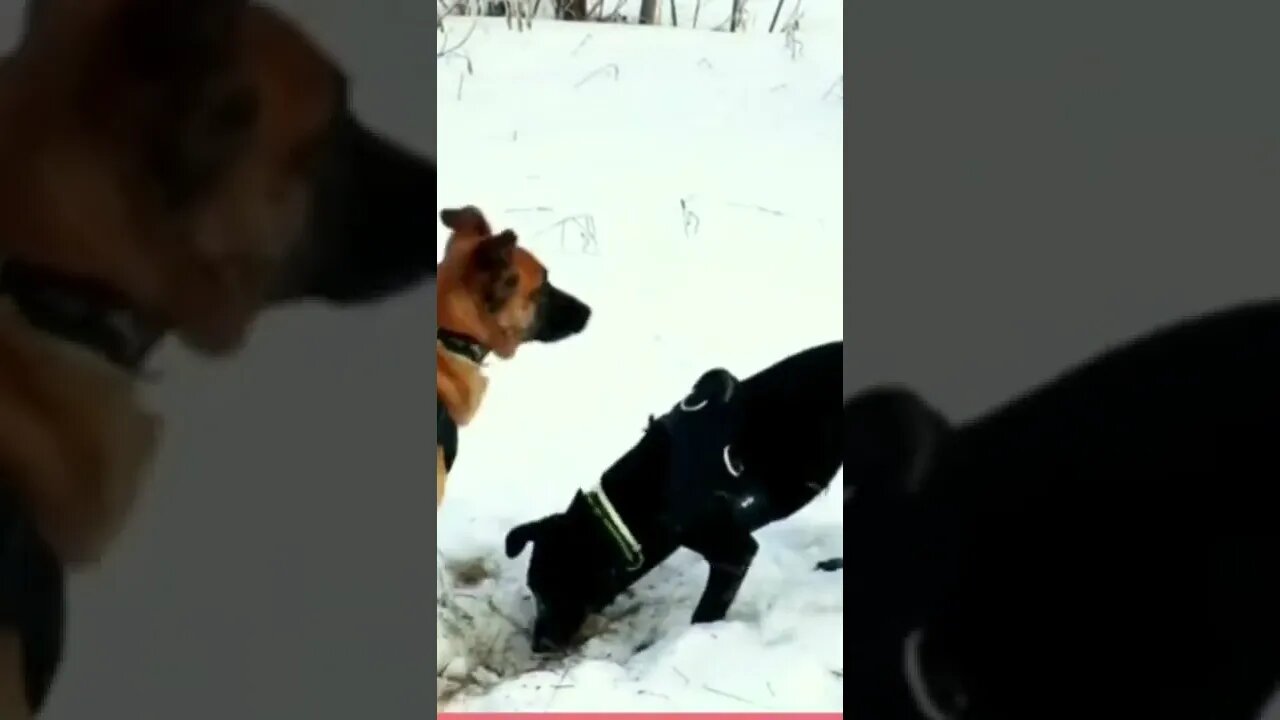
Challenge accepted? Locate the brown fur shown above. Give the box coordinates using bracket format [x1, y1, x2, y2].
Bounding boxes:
[0, 304, 159, 568]
[435, 206, 555, 510]
[0, 1, 376, 714]
[0, 0, 348, 568]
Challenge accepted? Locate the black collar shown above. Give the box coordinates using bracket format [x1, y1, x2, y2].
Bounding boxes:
[0, 260, 163, 374]
[437, 327, 489, 364]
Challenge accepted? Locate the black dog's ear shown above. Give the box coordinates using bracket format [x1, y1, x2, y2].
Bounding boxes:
[505, 515, 554, 559]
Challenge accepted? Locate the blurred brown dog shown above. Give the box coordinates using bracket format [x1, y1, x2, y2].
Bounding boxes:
[0, 0, 438, 715]
[436, 206, 591, 509]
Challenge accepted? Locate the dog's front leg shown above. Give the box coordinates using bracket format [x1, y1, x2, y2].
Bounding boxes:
[685, 529, 758, 624]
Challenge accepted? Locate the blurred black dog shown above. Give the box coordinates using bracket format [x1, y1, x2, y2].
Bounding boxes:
[843, 299, 1280, 720]
[505, 340, 844, 652]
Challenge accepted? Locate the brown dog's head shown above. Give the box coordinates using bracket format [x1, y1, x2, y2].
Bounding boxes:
[437, 206, 591, 359]
[0, 0, 437, 357]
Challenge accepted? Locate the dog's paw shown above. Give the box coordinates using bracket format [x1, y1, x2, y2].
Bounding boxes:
[814, 557, 843, 572]
[690, 607, 729, 625]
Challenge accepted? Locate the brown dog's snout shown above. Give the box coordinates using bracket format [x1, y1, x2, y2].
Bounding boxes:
[273, 114, 437, 306]
[532, 283, 591, 344]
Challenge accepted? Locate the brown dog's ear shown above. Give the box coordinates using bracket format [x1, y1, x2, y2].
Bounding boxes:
[96, 0, 258, 206]
[472, 230, 518, 273]
[440, 206, 493, 237]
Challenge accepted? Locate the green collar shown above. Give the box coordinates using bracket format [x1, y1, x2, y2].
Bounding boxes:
[584, 487, 644, 571]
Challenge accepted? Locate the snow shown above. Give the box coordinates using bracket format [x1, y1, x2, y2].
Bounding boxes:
[435, 1, 844, 712]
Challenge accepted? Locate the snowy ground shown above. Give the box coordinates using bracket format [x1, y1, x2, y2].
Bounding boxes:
[436, 1, 844, 712]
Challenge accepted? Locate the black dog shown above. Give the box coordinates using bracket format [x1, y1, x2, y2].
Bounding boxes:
[505, 340, 845, 652]
[843, 299, 1280, 720]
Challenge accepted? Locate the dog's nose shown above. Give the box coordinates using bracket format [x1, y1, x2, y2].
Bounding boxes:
[567, 298, 591, 331]
[532, 284, 592, 343]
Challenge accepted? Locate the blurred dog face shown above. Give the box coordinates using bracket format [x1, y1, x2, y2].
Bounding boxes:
[0, 0, 437, 356]
[437, 206, 591, 359]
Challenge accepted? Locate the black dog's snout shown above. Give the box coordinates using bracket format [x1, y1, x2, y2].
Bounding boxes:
[529, 600, 579, 655]
[530, 620, 571, 654]
[531, 633, 560, 654]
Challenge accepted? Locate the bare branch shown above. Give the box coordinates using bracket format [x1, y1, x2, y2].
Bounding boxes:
[573, 63, 621, 89]
[437, 17, 480, 59]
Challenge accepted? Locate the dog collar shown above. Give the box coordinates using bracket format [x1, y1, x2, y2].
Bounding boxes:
[0, 258, 163, 373]
[584, 487, 644, 571]
[437, 328, 489, 364]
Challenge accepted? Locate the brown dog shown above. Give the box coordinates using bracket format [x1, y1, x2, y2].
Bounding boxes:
[0, 0, 438, 715]
[436, 206, 591, 509]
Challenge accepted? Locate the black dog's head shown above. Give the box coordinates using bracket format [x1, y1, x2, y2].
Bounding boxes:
[505, 428, 672, 653]
[504, 500, 615, 653]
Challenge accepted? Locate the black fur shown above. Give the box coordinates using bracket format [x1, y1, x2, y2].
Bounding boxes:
[505, 340, 845, 653]
[0, 491, 62, 712]
[816, 384, 954, 574]
[844, 299, 1280, 720]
